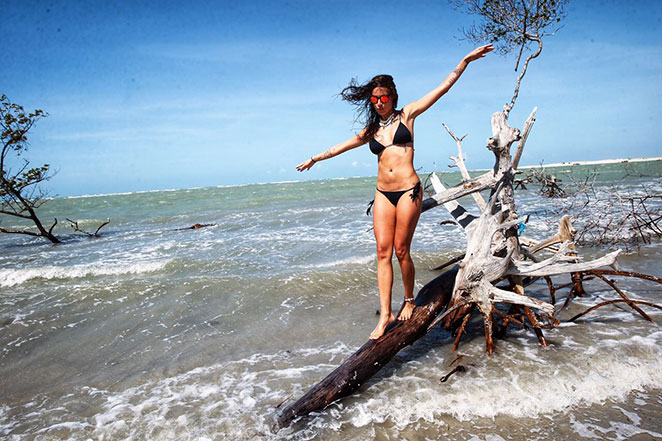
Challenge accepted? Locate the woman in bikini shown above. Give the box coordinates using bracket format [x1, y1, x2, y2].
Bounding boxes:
[296, 44, 493, 339]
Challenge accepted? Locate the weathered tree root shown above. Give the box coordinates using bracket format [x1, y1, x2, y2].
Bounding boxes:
[494, 308, 525, 339]
[452, 304, 475, 350]
[560, 272, 588, 309]
[440, 365, 466, 382]
[568, 300, 662, 322]
[491, 304, 558, 342]
[588, 269, 662, 284]
[544, 276, 560, 304]
[543, 268, 662, 322]
[591, 273, 654, 322]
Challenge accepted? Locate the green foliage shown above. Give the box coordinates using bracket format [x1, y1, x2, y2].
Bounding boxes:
[453, 0, 569, 113]
[453, 0, 569, 55]
[1, 94, 45, 154]
[0, 95, 59, 242]
[1, 94, 52, 211]
[1, 94, 49, 191]
[2, 164, 50, 193]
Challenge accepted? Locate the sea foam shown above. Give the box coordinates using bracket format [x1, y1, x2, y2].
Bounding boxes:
[0, 260, 170, 287]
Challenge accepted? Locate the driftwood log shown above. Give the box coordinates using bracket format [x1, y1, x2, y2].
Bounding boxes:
[276, 268, 457, 428]
[174, 223, 216, 231]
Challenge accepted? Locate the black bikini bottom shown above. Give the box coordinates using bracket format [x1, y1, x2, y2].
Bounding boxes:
[377, 181, 421, 207]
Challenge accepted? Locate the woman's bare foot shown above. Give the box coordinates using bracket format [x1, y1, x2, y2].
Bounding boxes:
[369, 313, 396, 340]
[397, 301, 415, 321]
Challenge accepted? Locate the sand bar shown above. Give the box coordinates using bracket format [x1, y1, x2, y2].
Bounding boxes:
[518, 157, 662, 169]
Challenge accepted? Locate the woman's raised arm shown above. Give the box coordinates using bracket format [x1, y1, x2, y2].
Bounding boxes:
[296, 130, 367, 172]
[405, 44, 494, 119]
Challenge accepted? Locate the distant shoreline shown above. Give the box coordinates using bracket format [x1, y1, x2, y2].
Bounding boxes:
[61, 158, 661, 199]
[517, 157, 662, 169]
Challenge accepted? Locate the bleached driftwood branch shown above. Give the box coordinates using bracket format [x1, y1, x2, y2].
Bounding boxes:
[431, 108, 626, 354]
[443, 123, 487, 211]
[509, 249, 621, 277]
[512, 107, 537, 169]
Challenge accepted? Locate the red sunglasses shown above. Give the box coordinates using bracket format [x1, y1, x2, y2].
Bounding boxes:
[370, 94, 390, 104]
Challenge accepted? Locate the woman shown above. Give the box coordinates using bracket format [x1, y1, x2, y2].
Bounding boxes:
[296, 44, 493, 340]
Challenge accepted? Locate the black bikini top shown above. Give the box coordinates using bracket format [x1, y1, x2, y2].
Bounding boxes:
[369, 122, 413, 155]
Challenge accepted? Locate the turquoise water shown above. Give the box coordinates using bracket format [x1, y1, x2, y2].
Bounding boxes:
[0, 162, 661, 440]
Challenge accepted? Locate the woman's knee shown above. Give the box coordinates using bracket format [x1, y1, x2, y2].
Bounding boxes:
[394, 243, 411, 262]
[376, 243, 393, 261]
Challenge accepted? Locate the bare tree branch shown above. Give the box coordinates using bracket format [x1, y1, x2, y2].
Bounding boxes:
[66, 218, 111, 237]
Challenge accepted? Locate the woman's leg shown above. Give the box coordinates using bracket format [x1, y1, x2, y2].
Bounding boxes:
[394, 188, 422, 321]
[370, 190, 397, 340]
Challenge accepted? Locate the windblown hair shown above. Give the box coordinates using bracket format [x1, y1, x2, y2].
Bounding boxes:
[340, 74, 399, 142]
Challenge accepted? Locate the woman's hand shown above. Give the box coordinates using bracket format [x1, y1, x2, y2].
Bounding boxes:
[464, 44, 494, 63]
[296, 158, 316, 172]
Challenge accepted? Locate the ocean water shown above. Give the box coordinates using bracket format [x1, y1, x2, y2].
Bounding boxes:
[0, 162, 661, 440]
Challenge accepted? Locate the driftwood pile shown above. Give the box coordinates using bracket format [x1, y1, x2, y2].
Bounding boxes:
[514, 164, 662, 252]
[514, 166, 566, 197]
[275, 103, 662, 429]
[573, 193, 662, 252]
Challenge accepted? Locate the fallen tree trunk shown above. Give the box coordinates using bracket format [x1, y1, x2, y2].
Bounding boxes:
[276, 268, 458, 429]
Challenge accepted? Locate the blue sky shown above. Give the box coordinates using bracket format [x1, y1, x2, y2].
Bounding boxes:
[2, 0, 661, 196]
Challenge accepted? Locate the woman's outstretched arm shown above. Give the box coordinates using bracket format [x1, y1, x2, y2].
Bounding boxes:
[405, 44, 494, 119]
[296, 130, 367, 172]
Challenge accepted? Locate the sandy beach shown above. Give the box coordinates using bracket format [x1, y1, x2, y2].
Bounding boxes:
[518, 157, 662, 169]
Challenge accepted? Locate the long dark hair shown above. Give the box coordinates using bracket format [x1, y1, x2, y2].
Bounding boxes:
[340, 74, 399, 142]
